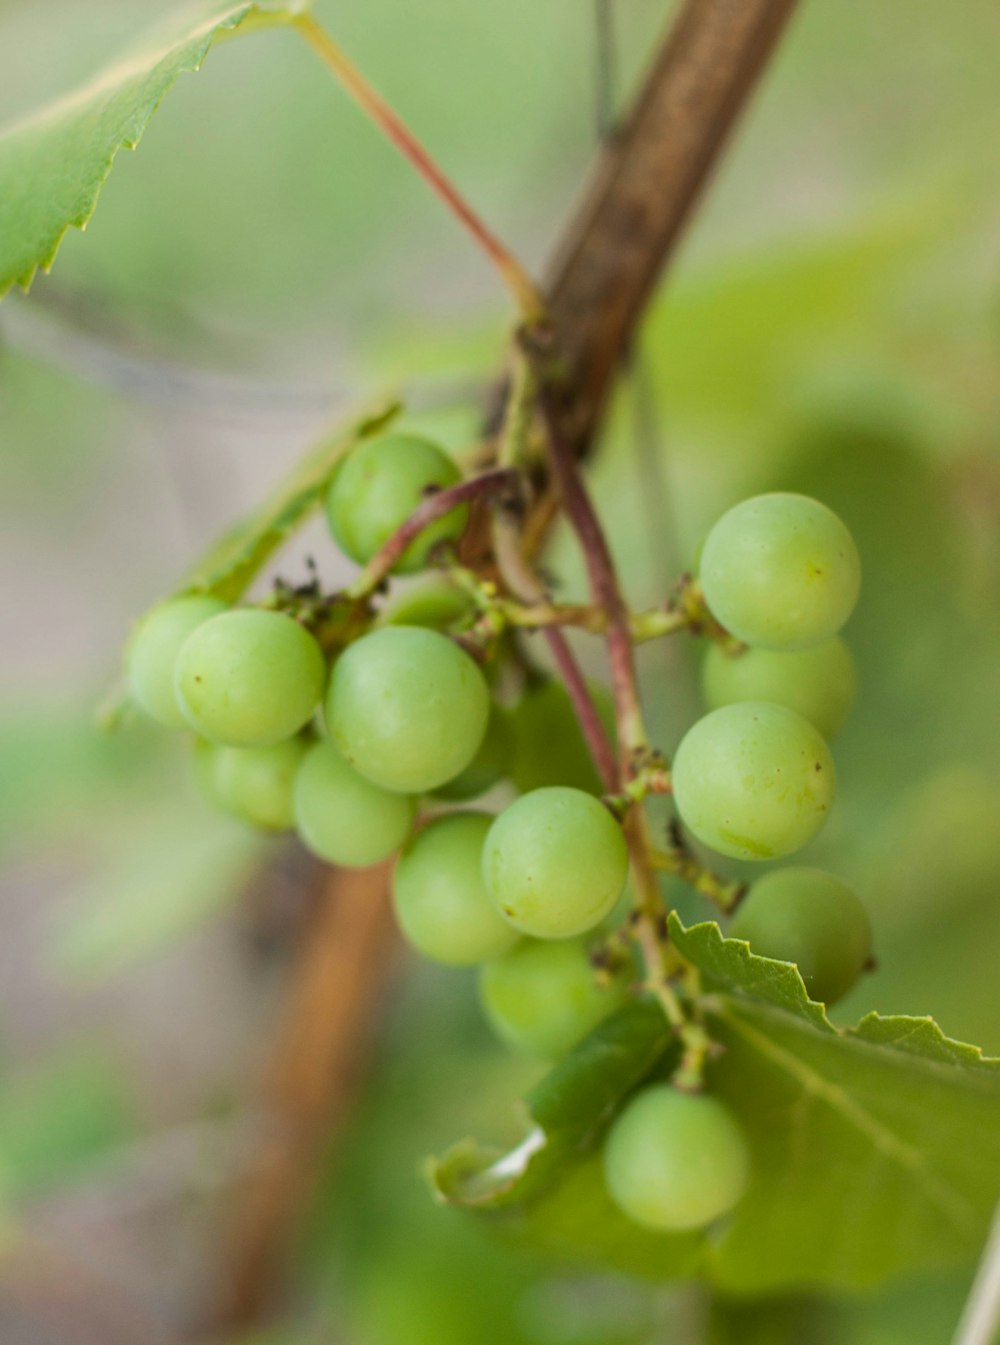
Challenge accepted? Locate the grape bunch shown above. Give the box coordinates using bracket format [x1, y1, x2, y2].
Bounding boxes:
[124, 429, 872, 1237]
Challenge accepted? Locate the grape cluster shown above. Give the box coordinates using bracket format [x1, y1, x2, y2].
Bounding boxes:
[125, 433, 873, 1238]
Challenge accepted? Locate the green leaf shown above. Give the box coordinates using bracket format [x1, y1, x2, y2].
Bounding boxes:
[431, 919, 1000, 1294]
[0, 0, 308, 299]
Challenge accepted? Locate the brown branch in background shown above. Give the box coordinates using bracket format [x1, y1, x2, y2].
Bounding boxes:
[211, 0, 799, 1331]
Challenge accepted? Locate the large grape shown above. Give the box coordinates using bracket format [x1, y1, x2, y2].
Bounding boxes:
[731, 867, 872, 1004]
[603, 1086, 749, 1232]
[699, 494, 861, 650]
[392, 813, 518, 965]
[431, 705, 512, 801]
[510, 679, 614, 796]
[126, 595, 228, 727]
[482, 787, 628, 939]
[377, 574, 474, 630]
[326, 626, 489, 793]
[671, 702, 835, 860]
[701, 637, 856, 739]
[200, 737, 308, 831]
[478, 937, 628, 1058]
[293, 740, 415, 867]
[175, 609, 326, 747]
[325, 432, 468, 573]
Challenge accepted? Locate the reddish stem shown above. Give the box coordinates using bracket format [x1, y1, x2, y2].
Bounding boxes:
[542, 627, 618, 793]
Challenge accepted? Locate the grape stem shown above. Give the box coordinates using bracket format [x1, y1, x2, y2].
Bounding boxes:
[345, 467, 521, 599]
[294, 15, 547, 325]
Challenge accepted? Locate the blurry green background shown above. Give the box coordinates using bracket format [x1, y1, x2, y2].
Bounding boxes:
[1, 0, 999, 1341]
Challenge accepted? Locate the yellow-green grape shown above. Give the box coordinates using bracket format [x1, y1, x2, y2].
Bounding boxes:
[377, 575, 475, 630]
[392, 813, 518, 965]
[510, 679, 615, 796]
[293, 740, 415, 867]
[200, 737, 308, 831]
[671, 703, 835, 861]
[482, 787, 629, 939]
[326, 626, 490, 793]
[325, 432, 468, 573]
[701, 637, 857, 739]
[478, 938, 629, 1058]
[431, 705, 513, 801]
[603, 1086, 750, 1232]
[175, 609, 325, 748]
[699, 493, 861, 650]
[126, 595, 229, 727]
[731, 867, 872, 1004]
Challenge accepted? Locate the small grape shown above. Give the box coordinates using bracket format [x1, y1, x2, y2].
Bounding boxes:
[510, 679, 615, 796]
[293, 740, 415, 867]
[126, 595, 229, 727]
[699, 493, 861, 650]
[731, 867, 872, 1004]
[671, 702, 835, 861]
[482, 787, 628, 939]
[377, 575, 475, 630]
[325, 432, 467, 573]
[701, 637, 857, 739]
[603, 1086, 749, 1232]
[392, 813, 518, 965]
[326, 626, 490, 793]
[200, 737, 308, 831]
[478, 937, 629, 1058]
[432, 705, 513, 801]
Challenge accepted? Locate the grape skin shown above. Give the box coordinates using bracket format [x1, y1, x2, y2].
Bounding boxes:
[478, 937, 628, 1058]
[671, 702, 836, 861]
[510, 679, 615, 796]
[293, 740, 415, 867]
[175, 609, 326, 748]
[603, 1086, 750, 1232]
[126, 595, 229, 727]
[700, 493, 861, 650]
[200, 736, 308, 831]
[392, 813, 519, 965]
[431, 705, 513, 802]
[326, 432, 468, 573]
[701, 637, 857, 739]
[482, 787, 629, 939]
[326, 626, 490, 794]
[731, 867, 872, 1004]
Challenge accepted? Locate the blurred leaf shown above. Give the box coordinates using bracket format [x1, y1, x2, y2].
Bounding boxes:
[0, 0, 308, 299]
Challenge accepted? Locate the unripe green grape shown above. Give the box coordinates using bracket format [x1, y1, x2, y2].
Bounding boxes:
[701, 637, 857, 739]
[731, 867, 872, 1005]
[325, 432, 467, 573]
[392, 813, 518, 965]
[482, 787, 628, 939]
[603, 1086, 749, 1232]
[326, 626, 490, 793]
[478, 937, 629, 1058]
[293, 740, 415, 867]
[377, 575, 475, 630]
[431, 705, 513, 801]
[200, 736, 308, 831]
[510, 679, 615, 796]
[699, 493, 861, 650]
[126, 595, 229, 727]
[671, 702, 835, 861]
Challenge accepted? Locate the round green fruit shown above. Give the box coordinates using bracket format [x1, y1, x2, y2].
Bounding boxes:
[431, 705, 513, 801]
[701, 637, 857, 739]
[200, 736, 308, 830]
[126, 595, 229, 727]
[293, 740, 415, 867]
[510, 679, 615, 796]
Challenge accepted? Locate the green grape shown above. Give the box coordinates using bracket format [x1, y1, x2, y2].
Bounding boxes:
[293, 740, 415, 867]
[392, 813, 518, 965]
[671, 702, 835, 861]
[603, 1086, 749, 1232]
[326, 626, 490, 793]
[478, 937, 629, 1058]
[175, 609, 326, 748]
[126, 595, 229, 727]
[699, 493, 861, 650]
[731, 867, 872, 1004]
[325, 432, 468, 573]
[200, 736, 308, 831]
[377, 574, 475, 630]
[431, 705, 513, 801]
[482, 787, 628, 939]
[701, 637, 857, 739]
[510, 679, 615, 796]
